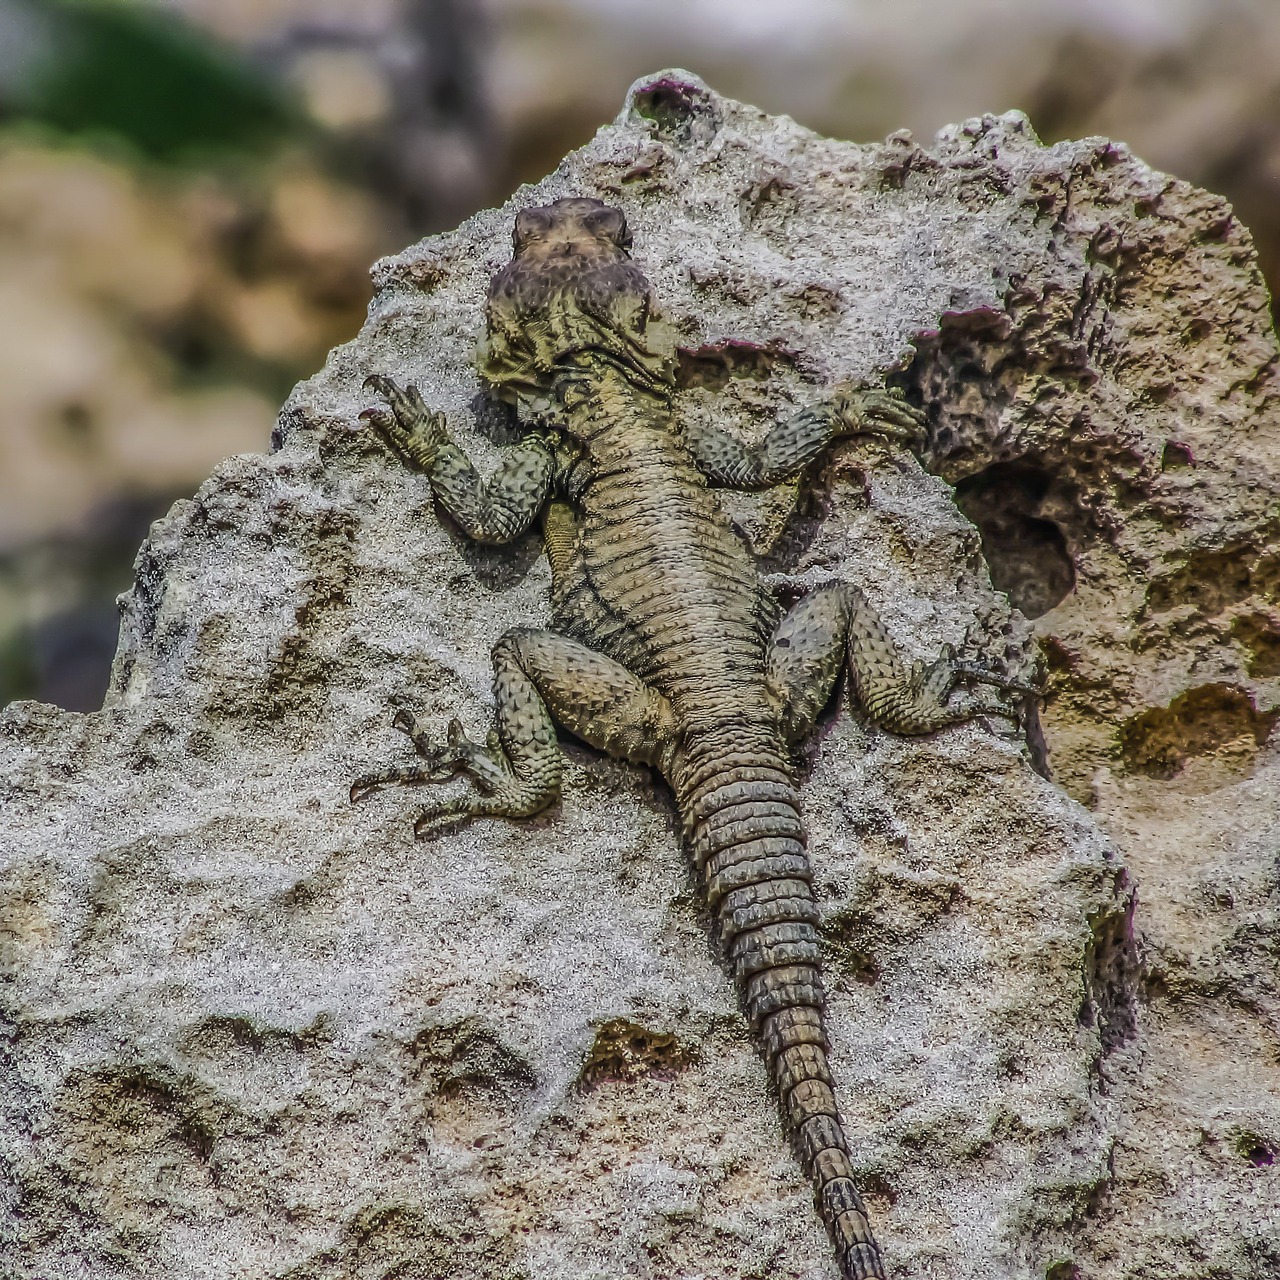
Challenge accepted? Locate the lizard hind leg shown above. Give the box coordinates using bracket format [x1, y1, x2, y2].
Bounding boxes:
[348, 707, 479, 802]
[502, 628, 676, 771]
[849, 604, 1034, 735]
[351, 627, 674, 837]
[765, 582, 856, 744]
[767, 581, 1031, 741]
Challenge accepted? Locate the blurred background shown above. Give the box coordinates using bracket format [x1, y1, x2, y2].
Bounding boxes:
[1, 0, 1278, 711]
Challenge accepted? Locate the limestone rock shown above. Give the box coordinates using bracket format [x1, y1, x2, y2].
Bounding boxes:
[2, 72, 1277, 1279]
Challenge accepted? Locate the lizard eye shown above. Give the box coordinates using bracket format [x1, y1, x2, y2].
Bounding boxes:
[584, 205, 631, 250]
[513, 207, 553, 249]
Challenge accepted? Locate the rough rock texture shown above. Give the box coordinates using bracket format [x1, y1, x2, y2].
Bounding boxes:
[2, 72, 1278, 1279]
[486, 0, 1280, 311]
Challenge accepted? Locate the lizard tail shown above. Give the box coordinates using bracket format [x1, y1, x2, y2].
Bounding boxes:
[681, 737, 887, 1280]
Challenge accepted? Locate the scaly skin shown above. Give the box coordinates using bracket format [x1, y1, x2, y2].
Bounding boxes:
[352, 197, 1030, 1278]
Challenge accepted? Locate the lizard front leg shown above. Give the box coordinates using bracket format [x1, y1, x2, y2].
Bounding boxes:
[766, 582, 1034, 741]
[685, 383, 925, 490]
[361, 374, 556, 543]
[352, 628, 674, 836]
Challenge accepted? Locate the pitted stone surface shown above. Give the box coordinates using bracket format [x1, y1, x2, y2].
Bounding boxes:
[2, 71, 1277, 1279]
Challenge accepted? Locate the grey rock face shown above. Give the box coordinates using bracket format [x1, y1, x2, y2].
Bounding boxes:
[2, 71, 1277, 1279]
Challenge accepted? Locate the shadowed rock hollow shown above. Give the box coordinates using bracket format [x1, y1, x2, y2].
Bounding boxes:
[2, 71, 1278, 1280]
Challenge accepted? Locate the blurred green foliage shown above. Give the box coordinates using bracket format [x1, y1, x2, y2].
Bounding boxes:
[0, 619, 39, 706]
[5, 0, 300, 162]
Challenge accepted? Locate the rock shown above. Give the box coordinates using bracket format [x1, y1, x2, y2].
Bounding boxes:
[2, 71, 1277, 1279]
[484, 0, 1280, 311]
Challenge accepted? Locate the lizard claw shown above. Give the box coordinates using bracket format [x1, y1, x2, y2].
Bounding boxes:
[364, 374, 429, 417]
[357, 374, 448, 469]
[951, 659, 1043, 700]
[349, 704, 479, 804]
[413, 801, 475, 839]
[356, 406, 394, 431]
[859, 389, 927, 441]
[349, 774, 382, 803]
[348, 754, 461, 802]
[948, 659, 1043, 731]
[831, 384, 926, 444]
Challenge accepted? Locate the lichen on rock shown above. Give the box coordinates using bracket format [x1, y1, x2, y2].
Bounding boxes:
[2, 70, 1278, 1279]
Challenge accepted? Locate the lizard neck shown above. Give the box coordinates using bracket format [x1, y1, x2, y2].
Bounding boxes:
[552, 361, 674, 455]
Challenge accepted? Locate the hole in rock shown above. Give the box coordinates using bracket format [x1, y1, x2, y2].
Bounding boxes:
[1232, 1129, 1277, 1167]
[953, 461, 1076, 617]
[1161, 441, 1194, 470]
[631, 77, 710, 134]
[1119, 683, 1277, 779]
[675, 339, 788, 391]
[1144, 545, 1279, 616]
[1081, 895, 1139, 1055]
[1232, 612, 1280, 678]
[579, 1019, 695, 1087]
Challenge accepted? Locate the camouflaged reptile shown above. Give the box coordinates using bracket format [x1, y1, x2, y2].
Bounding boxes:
[351, 196, 1027, 1280]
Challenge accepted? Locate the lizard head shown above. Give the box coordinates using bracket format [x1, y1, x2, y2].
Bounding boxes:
[480, 197, 676, 407]
[509, 197, 634, 264]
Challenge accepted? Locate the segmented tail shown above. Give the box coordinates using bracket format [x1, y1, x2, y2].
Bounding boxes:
[681, 738, 886, 1279]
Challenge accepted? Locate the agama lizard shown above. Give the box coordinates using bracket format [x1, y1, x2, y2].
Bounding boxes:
[351, 197, 1028, 1279]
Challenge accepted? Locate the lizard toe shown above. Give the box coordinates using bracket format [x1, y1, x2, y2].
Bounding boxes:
[349, 774, 381, 803]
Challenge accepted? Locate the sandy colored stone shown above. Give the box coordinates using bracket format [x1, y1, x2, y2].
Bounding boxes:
[1, 72, 1277, 1278]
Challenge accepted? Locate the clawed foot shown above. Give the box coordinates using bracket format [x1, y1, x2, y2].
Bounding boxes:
[349, 708, 492, 803]
[351, 705, 556, 836]
[934, 642, 1042, 727]
[352, 710, 493, 791]
[357, 374, 449, 469]
[832, 384, 926, 445]
[951, 659, 1041, 701]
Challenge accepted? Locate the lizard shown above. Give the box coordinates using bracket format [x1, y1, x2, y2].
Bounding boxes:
[350, 196, 1030, 1280]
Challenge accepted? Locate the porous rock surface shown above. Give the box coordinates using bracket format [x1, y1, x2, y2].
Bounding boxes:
[2, 72, 1277, 1279]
